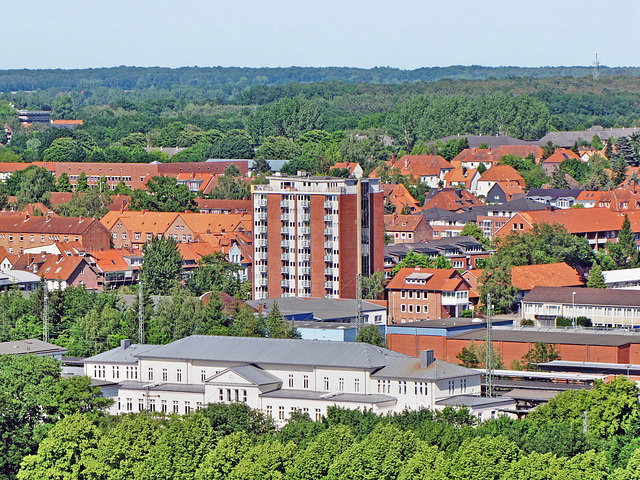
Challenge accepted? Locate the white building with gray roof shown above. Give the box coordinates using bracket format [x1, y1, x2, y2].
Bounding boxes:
[84, 335, 481, 424]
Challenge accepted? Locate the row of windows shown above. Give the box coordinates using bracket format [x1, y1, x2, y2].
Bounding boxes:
[265, 405, 323, 421]
[120, 397, 203, 414]
[400, 290, 429, 300]
[218, 388, 248, 403]
[94, 365, 137, 380]
[1, 234, 79, 243]
[400, 304, 429, 314]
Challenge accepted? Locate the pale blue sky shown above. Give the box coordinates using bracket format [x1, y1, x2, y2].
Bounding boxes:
[5, 0, 640, 70]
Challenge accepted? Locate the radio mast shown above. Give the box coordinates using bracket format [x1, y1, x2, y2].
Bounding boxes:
[593, 53, 600, 80]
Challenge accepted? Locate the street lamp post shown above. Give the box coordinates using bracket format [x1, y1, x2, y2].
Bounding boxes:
[572, 291, 576, 328]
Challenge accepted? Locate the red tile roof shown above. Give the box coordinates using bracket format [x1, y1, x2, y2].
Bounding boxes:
[387, 267, 470, 292]
[384, 214, 425, 232]
[479, 165, 525, 185]
[422, 189, 484, 211]
[511, 263, 584, 291]
[395, 155, 453, 178]
[544, 148, 580, 165]
[381, 184, 422, 213]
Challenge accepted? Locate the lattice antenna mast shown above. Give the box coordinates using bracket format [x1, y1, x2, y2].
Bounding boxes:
[138, 281, 144, 344]
[485, 294, 493, 397]
[356, 273, 363, 332]
[43, 283, 49, 343]
[593, 53, 600, 80]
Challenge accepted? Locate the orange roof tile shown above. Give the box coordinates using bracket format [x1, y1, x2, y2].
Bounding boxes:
[544, 148, 580, 164]
[423, 189, 484, 211]
[395, 155, 453, 178]
[86, 249, 129, 272]
[387, 267, 470, 291]
[384, 214, 424, 232]
[381, 183, 421, 213]
[511, 262, 584, 291]
[479, 165, 525, 185]
[51, 120, 83, 125]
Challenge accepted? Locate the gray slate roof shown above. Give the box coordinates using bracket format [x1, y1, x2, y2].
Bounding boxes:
[84, 343, 160, 364]
[208, 365, 282, 386]
[118, 380, 205, 394]
[132, 335, 406, 370]
[526, 189, 583, 200]
[261, 388, 397, 405]
[0, 338, 67, 356]
[372, 358, 477, 381]
[523, 286, 640, 307]
[537, 126, 640, 147]
[246, 297, 385, 322]
[435, 394, 515, 408]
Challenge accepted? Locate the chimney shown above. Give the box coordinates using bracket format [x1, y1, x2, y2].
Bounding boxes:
[78, 216, 84, 223]
[121, 339, 131, 350]
[420, 350, 435, 368]
[46, 214, 51, 222]
[24, 214, 29, 221]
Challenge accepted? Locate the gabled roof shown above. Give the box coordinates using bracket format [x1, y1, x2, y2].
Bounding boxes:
[0, 215, 100, 235]
[381, 183, 422, 213]
[395, 155, 453, 178]
[100, 211, 179, 234]
[86, 249, 130, 273]
[332, 162, 362, 175]
[479, 165, 525, 185]
[387, 267, 470, 292]
[84, 343, 160, 364]
[527, 188, 583, 200]
[576, 191, 605, 202]
[511, 263, 584, 291]
[492, 181, 525, 200]
[505, 208, 625, 235]
[544, 148, 580, 164]
[372, 358, 475, 381]
[207, 365, 282, 386]
[451, 145, 543, 166]
[443, 168, 478, 189]
[37, 255, 90, 281]
[422, 189, 484, 211]
[177, 242, 220, 262]
[384, 214, 425, 232]
[196, 198, 252, 212]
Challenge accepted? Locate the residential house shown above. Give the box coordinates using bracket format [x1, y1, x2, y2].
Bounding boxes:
[50, 119, 84, 130]
[595, 189, 640, 211]
[84, 335, 481, 423]
[418, 208, 475, 239]
[511, 263, 584, 300]
[541, 149, 580, 175]
[450, 145, 543, 170]
[394, 155, 453, 188]
[384, 237, 490, 279]
[443, 168, 480, 192]
[330, 162, 364, 178]
[495, 208, 633, 250]
[521, 286, 640, 328]
[475, 165, 525, 198]
[526, 189, 583, 209]
[177, 242, 220, 277]
[422, 189, 484, 211]
[86, 249, 136, 289]
[486, 182, 525, 204]
[16, 253, 101, 290]
[384, 214, 432, 244]
[575, 191, 605, 208]
[0, 339, 67, 359]
[100, 211, 252, 250]
[387, 268, 472, 322]
[0, 214, 110, 254]
[381, 184, 422, 214]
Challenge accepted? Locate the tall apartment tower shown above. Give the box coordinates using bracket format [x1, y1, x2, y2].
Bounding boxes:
[253, 173, 384, 300]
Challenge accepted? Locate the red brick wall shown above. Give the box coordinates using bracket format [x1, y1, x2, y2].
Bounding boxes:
[338, 194, 359, 298]
[267, 194, 283, 297]
[81, 221, 111, 251]
[370, 190, 385, 274]
[310, 195, 326, 298]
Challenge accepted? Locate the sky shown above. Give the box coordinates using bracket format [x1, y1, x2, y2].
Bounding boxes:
[4, 0, 640, 70]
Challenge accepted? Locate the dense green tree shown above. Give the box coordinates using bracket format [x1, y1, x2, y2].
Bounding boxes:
[130, 176, 197, 212]
[56, 172, 72, 192]
[327, 424, 420, 480]
[195, 431, 254, 480]
[17, 413, 100, 480]
[459, 223, 490, 247]
[449, 435, 521, 480]
[15, 165, 56, 205]
[43, 137, 85, 162]
[288, 425, 355, 480]
[361, 270, 385, 300]
[56, 190, 112, 219]
[185, 252, 244, 297]
[521, 342, 561, 370]
[209, 165, 251, 200]
[355, 324, 386, 348]
[391, 251, 451, 275]
[141, 236, 183, 295]
[587, 263, 607, 288]
[265, 302, 300, 339]
[76, 171, 88, 191]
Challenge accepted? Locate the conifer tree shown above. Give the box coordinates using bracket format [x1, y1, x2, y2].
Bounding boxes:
[587, 263, 606, 289]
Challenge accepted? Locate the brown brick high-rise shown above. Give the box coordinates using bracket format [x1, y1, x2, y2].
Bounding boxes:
[252, 174, 383, 300]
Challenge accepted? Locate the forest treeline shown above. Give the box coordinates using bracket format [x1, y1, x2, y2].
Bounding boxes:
[12, 371, 640, 479]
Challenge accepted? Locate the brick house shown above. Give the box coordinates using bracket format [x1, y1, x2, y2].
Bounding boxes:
[0, 215, 110, 255]
[384, 214, 432, 244]
[387, 267, 472, 323]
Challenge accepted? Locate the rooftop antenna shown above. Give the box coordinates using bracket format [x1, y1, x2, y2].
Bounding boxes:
[356, 273, 363, 332]
[138, 281, 144, 344]
[593, 53, 600, 80]
[42, 283, 49, 343]
[485, 293, 494, 397]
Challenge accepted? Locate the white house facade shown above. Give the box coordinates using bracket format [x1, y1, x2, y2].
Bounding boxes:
[84, 336, 481, 424]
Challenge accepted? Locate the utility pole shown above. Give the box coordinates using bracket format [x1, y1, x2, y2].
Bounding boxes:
[485, 294, 493, 397]
[356, 273, 363, 332]
[138, 281, 144, 344]
[42, 284, 49, 343]
[593, 53, 600, 80]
